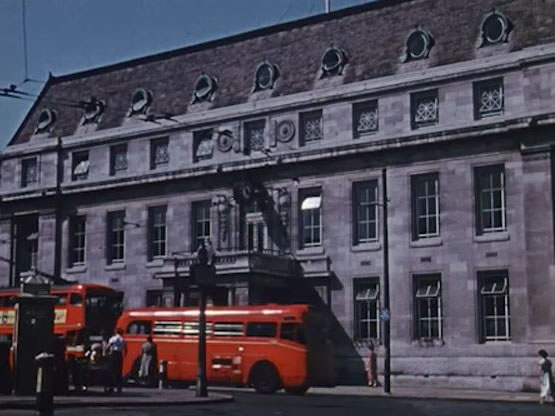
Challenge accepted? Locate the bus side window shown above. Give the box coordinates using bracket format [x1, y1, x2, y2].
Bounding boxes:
[153, 321, 182, 336]
[127, 321, 152, 335]
[70, 294, 83, 306]
[246, 322, 276, 338]
[213, 322, 243, 337]
[280, 323, 305, 345]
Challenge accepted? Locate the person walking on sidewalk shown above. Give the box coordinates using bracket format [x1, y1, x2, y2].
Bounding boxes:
[107, 329, 127, 393]
[538, 349, 555, 404]
[367, 343, 380, 388]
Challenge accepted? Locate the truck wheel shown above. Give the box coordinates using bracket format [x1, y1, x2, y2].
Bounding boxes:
[250, 362, 280, 394]
[285, 386, 309, 395]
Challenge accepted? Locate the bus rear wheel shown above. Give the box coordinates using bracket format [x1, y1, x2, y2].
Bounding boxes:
[250, 362, 280, 394]
[284, 386, 309, 395]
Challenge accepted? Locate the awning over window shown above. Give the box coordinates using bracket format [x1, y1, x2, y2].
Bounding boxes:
[415, 280, 441, 298]
[301, 196, 321, 210]
[355, 284, 379, 301]
[480, 277, 507, 295]
[73, 160, 90, 176]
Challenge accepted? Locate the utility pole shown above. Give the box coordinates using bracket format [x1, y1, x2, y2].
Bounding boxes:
[382, 168, 391, 394]
[197, 285, 208, 397]
[53, 137, 63, 284]
[325, 0, 331, 13]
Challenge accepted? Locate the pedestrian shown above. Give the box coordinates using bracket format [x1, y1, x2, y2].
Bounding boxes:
[107, 328, 127, 393]
[138, 336, 157, 386]
[367, 342, 380, 388]
[538, 349, 555, 404]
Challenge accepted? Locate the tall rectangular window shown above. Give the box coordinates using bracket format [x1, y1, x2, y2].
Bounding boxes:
[69, 215, 86, 266]
[148, 206, 167, 259]
[244, 120, 266, 154]
[300, 110, 323, 145]
[192, 201, 211, 251]
[353, 100, 378, 138]
[110, 144, 128, 175]
[21, 157, 38, 187]
[411, 89, 439, 129]
[299, 188, 322, 248]
[150, 137, 169, 169]
[474, 78, 504, 119]
[353, 181, 378, 244]
[475, 164, 506, 235]
[411, 173, 440, 240]
[72, 151, 90, 181]
[414, 275, 442, 340]
[354, 278, 380, 342]
[478, 271, 510, 342]
[107, 211, 125, 264]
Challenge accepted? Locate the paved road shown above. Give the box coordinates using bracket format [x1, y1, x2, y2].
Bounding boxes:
[1, 390, 553, 416]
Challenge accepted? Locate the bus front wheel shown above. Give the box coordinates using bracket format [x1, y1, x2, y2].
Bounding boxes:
[284, 386, 309, 395]
[249, 362, 280, 394]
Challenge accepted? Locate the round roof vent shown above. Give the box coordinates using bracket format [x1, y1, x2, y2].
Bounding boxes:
[480, 10, 512, 46]
[192, 74, 217, 103]
[83, 97, 105, 124]
[254, 61, 279, 92]
[35, 108, 56, 133]
[405, 28, 434, 61]
[321, 46, 347, 78]
[130, 88, 152, 115]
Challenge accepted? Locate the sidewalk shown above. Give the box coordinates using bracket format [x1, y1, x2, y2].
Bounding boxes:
[0, 387, 233, 409]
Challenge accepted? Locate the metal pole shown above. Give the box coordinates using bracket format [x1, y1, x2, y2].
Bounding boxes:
[382, 168, 391, 394]
[325, 0, 331, 13]
[173, 257, 180, 307]
[196, 285, 208, 397]
[53, 137, 63, 284]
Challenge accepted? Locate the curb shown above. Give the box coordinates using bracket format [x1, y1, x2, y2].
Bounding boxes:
[0, 393, 234, 409]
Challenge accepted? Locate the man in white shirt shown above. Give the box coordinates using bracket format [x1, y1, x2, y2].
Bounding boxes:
[107, 329, 127, 393]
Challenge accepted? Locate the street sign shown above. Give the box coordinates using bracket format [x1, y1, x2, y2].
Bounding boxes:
[380, 308, 390, 322]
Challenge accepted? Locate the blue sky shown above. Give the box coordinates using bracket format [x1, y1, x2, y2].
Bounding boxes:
[0, 0, 373, 148]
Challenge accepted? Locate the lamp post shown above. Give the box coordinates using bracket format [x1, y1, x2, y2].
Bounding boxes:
[382, 168, 391, 394]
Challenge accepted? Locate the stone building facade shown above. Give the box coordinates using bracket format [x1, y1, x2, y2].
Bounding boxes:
[1, 0, 555, 390]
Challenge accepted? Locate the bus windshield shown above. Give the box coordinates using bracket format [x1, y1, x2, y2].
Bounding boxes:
[85, 290, 123, 338]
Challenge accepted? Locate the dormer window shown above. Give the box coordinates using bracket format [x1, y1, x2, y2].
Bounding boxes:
[253, 61, 279, 91]
[82, 98, 105, 125]
[192, 74, 217, 103]
[129, 88, 152, 116]
[35, 109, 56, 134]
[404, 28, 434, 62]
[480, 10, 512, 47]
[320, 46, 347, 78]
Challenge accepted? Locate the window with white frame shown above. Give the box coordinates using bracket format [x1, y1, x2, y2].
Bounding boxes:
[411, 173, 440, 240]
[244, 120, 265, 153]
[107, 211, 125, 264]
[414, 275, 442, 340]
[150, 137, 169, 169]
[353, 180, 378, 244]
[474, 78, 504, 119]
[354, 278, 380, 342]
[192, 201, 211, 251]
[110, 144, 128, 175]
[148, 206, 167, 259]
[411, 90, 439, 129]
[72, 151, 89, 181]
[299, 189, 322, 248]
[300, 110, 323, 145]
[479, 271, 510, 342]
[21, 157, 38, 187]
[475, 164, 506, 235]
[353, 100, 378, 138]
[69, 215, 86, 266]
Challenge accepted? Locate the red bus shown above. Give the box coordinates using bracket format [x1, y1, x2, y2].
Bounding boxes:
[118, 304, 336, 394]
[0, 284, 123, 358]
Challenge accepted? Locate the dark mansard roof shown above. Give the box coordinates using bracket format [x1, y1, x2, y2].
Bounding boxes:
[8, 0, 555, 146]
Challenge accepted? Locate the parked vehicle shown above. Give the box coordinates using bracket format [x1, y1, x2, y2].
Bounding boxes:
[118, 304, 336, 394]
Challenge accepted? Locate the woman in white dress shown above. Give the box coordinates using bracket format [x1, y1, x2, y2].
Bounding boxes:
[538, 349, 554, 404]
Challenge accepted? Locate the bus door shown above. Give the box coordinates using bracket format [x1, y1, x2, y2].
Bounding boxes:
[208, 322, 244, 384]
